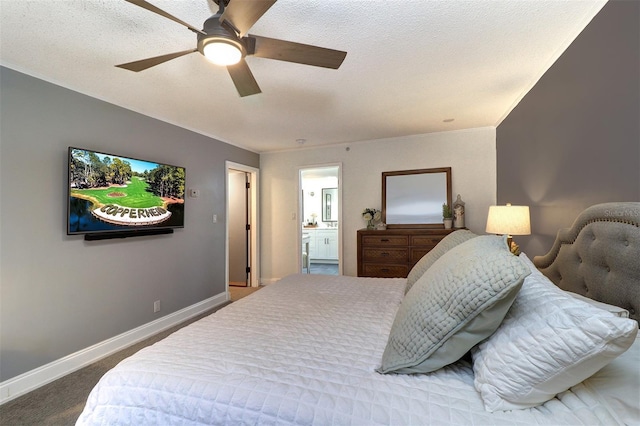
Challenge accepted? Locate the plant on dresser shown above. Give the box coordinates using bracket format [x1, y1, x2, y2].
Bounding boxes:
[357, 228, 457, 278]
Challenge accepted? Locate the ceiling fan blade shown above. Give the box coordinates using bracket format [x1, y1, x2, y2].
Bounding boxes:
[124, 0, 205, 35]
[249, 35, 347, 69]
[220, 0, 277, 37]
[116, 49, 197, 72]
[227, 58, 261, 97]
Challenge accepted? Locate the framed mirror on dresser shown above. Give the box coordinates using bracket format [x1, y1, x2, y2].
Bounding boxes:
[358, 167, 455, 278]
[382, 167, 452, 228]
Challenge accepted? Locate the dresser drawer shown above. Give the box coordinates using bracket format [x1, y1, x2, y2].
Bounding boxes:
[410, 248, 433, 264]
[357, 228, 456, 278]
[411, 235, 442, 247]
[362, 264, 408, 278]
[361, 235, 409, 246]
[363, 247, 409, 263]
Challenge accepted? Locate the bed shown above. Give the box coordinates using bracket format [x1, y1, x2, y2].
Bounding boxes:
[77, 202, 640, 425]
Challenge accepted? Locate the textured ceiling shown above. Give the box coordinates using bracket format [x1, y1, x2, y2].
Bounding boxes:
[0, 0, 606, 153]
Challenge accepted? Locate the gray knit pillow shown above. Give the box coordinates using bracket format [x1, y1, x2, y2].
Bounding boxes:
[378, 235, 530, 374]
[405, 230, 478, 294]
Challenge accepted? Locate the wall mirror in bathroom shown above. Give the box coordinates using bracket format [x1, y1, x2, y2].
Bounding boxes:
[382, 167, 452, 228]
[322, 188, 338, 222]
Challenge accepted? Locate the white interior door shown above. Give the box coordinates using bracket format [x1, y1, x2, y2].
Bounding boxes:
[226, 162, 259, 289]
[228, 170, 249, 286]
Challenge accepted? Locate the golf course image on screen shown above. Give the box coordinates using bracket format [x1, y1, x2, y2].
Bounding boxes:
[68, 147, 185, 234]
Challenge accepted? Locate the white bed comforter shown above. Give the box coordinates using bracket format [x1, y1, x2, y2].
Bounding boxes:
[77, 274, 637, 425]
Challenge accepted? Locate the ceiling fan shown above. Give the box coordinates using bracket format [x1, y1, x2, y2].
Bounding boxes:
[117, 0, 347, 97]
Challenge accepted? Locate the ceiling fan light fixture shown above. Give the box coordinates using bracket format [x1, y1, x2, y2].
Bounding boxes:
[202, 38, 242, 66]
[120, 0, 346, 97]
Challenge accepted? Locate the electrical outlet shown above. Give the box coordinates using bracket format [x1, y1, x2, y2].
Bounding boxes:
[154, 300, 161, 313]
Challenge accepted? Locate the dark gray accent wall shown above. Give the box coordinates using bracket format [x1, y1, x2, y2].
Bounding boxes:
[0, 67, 259, 381]
[496, 0, 639, 257]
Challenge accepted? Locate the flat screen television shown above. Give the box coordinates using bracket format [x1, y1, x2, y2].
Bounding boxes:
[67, 147, 185, 236]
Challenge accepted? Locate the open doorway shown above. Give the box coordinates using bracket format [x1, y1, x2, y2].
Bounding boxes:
[226, 162, 259, 295]
[299, 164, 342, 275]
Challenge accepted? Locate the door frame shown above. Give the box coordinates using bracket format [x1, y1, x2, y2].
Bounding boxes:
[298, 163, 343, 275]
[226, 161, 260, 291]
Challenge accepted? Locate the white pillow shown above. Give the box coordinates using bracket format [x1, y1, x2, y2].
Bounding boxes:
[471, 253, 638, 412]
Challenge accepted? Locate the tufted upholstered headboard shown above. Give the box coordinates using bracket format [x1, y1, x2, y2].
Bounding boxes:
[533, 202, 640, 322]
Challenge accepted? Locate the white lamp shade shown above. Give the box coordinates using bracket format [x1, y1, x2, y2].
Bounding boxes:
[486, 204, 531, 235]
[203, 41, 242, 66]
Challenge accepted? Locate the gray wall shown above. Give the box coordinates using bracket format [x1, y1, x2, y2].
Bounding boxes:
[496, 0, 640, 257]
[0, 67, 259, 381]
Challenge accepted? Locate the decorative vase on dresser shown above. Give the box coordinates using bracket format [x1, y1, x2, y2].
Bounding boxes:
[357, 228, 457, 278]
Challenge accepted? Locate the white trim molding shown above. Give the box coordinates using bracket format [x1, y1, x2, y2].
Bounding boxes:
[0, 293, 228, 405]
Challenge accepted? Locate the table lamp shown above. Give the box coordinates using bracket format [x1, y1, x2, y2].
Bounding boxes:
[486, 203, 531, 249]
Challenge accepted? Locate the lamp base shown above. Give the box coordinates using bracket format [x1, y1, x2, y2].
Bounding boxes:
[507, 236, 521, 255]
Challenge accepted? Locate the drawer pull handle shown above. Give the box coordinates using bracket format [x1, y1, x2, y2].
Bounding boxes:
[381, 252, 389, 256]
[381, 268, 390, 272]
[380, 239, 390, 242]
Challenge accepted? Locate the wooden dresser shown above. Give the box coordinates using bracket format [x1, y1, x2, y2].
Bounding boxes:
[357, 228, 457, 278]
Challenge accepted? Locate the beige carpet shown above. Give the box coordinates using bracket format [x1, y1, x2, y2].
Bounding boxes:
[229, 285, 262, 301]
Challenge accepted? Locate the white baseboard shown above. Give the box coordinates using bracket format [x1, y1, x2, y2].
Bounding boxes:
[0, 292, 228, 405]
